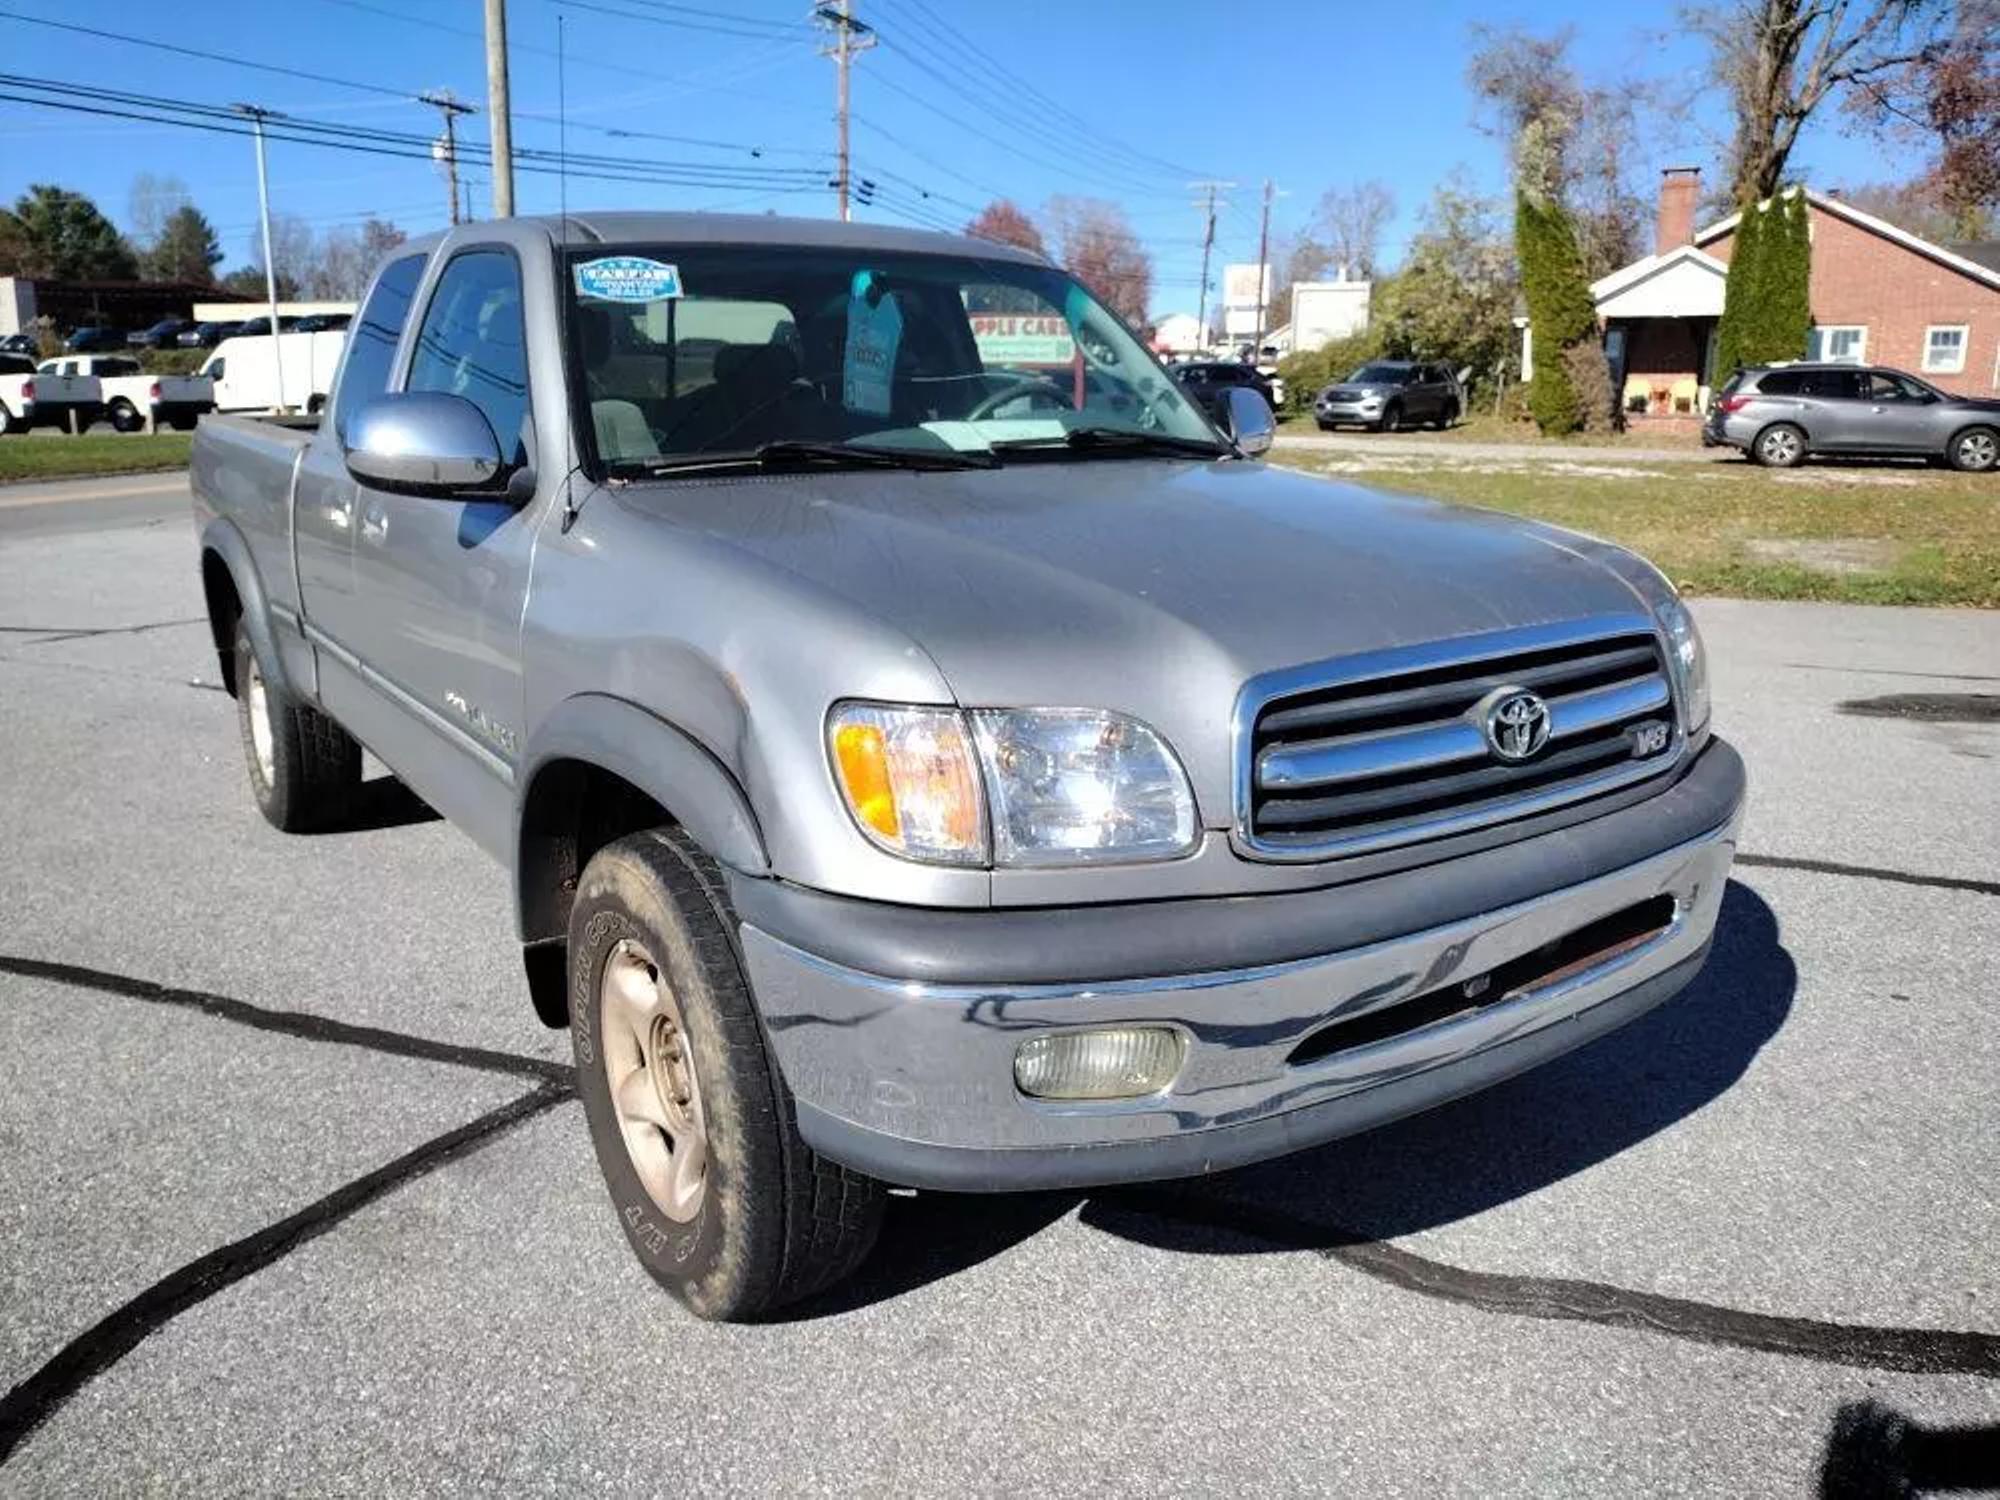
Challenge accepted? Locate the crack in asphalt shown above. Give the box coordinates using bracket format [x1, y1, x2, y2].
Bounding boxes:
[1099, 1191, 2000, 1379]
[0, 1081, 573, 1465]
[0, 616, 206, 643]
[1735, 853, 2000, 899]
[0, 954, 572, 1085]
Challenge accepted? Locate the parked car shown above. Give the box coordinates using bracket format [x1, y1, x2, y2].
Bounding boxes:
[0, 352, 103, 433]
[179, 321, 240, 348]
[65, 326, 129, 353]
[292, 312, 352, 333]
[38, 354, 213, 432]
[1171, 359, 1277, 423]
[1705, 362, 2000, 471]
[1315, 361, 1462, 431]
[190, 212, 1740, 1322]
[130, 317, 195, 350]
[0, 331, 38, 356]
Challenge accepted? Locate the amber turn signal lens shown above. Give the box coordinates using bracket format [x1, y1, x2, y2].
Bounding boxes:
[833, 722, 900, 840]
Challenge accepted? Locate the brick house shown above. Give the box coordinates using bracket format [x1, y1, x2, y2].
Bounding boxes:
[1520, 167, 2000, 421]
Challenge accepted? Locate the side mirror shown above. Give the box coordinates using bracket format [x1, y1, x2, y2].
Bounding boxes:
[343, 391, 509, 497]
[1222, 384, 1275, 456]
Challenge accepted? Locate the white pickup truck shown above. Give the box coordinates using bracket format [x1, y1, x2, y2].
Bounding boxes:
[37, 354, 213, 432]
[0, 352, 103, 434]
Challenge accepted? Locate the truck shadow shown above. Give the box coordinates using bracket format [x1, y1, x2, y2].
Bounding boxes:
[785, 879, 1793, 1319]
[300, 775, 440, 836]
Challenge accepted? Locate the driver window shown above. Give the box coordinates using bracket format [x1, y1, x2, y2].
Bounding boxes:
[406, 249, 529, 459]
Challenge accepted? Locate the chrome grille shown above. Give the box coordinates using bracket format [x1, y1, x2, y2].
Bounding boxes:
[1235, 616, 1682, 860]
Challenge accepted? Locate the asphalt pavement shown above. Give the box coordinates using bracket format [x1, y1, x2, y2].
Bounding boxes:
[1, 472, 1996, 1495]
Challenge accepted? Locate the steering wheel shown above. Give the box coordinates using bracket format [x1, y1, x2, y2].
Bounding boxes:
[967, 376, 1071, 421]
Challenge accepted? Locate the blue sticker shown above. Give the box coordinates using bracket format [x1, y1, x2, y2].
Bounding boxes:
[574, 256, 682, 302]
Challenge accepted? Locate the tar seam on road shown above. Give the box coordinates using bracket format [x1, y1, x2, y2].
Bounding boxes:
[1103, 1191, 2000, 1379]
[0, 953, 573, 1085]
[0, 1081, 575, 1465]
[1735, 852, 2000, 899]
[0, 616, 206, 643]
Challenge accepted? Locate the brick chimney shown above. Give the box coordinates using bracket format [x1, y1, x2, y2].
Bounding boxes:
[1655, 166, 1701, 256]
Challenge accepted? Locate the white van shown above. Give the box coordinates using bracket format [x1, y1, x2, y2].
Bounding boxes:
[202, 330, 347, 414]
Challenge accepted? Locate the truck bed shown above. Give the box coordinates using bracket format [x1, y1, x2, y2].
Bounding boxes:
[190, 411, 324, 627]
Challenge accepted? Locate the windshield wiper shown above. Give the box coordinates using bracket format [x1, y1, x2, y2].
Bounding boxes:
[622, 440, 996, 478]
[989, 427, 1232, 460]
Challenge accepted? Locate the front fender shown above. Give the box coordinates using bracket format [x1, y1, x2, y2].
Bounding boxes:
[513, 693, 771, 943]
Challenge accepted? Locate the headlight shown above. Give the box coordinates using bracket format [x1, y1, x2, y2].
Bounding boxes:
[827, 703, 985, 865]
[1653, 596, 1711, 734]
[827, 703, 1198, 867]
[972, 708, 1197, 866]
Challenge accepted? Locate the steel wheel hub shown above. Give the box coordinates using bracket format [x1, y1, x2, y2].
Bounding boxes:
[245, 657, 275, 785]
[1962, 433, 1996, 468]
[600, 938, 708, 1222]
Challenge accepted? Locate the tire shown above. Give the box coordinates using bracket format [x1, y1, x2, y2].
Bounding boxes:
[1435, 400, 1459, 431]
[569, 827, 884, 1321]
[1946, 425, 1998, 473]
[1316, 420, 1335, 432]
[232, 617, 360, 831]
[1753, 423, 1806, 468]
[1377, 402, 1402, 433]
[107, 397, 143, 434]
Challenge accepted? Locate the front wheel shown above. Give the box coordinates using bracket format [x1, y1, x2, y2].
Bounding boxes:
[233, 617, 360, 830]
[1753, 423, 1806, 468]
[569, 827, 884, 1321]
[1377, 402, 1402, 433]
[1947, 426, 1998, 473]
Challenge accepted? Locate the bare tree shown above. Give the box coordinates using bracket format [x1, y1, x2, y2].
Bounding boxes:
[1045, 197, 1152, 325]
[127, 173, 192, 253]
[1309, 181, 1395, 279]
[1845, 0, 1999, 238]
[1467, 25, 1644, 275]
[1687, 0, 1946, 208]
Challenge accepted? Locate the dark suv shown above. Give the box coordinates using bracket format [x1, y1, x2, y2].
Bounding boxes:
[1314, 361, 1460, 432]
[1706, 363, 2000, 471]
[1171, 360, 1276, 423]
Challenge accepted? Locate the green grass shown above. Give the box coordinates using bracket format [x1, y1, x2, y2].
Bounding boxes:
[0, 433, 192, 484]
[1269, 450, 2000, 607]
[1276, 410, 1704, 449]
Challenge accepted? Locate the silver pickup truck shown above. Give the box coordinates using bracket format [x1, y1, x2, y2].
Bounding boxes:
[191, 213, 1745, 1321]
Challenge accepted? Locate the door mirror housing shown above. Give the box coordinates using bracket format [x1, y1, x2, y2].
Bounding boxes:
[343, 391, 510, 497]
[1221, 384, 1275, 456]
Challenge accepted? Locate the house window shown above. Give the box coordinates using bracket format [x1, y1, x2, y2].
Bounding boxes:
[1922, 325, 1968, 374]
[1806, 325, 1867, 363]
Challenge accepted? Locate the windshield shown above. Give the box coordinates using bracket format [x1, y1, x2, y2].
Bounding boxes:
[1349, 364, 1410, 384]
[562, 245, 1222, 475]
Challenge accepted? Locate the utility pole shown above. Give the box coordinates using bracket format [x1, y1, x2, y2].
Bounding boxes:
[814, 3, 875, 221]
[483, 0, 515, 217]
[1251, 178, 1275, 358]
[234, 104, 286, 413]
[1189, 180, 1233, 351]
[421, 91, 477, 225]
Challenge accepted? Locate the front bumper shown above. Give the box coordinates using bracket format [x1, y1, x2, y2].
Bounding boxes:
[1315, 400, 1381, 425]
[741, 739, 1746, 1191]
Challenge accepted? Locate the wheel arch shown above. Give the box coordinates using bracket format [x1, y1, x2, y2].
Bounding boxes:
[513, 695, 771, 1025]
[198, 516, 285, 699]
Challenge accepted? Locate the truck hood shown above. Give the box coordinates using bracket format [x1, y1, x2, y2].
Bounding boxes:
[621, 457, 1652, 824]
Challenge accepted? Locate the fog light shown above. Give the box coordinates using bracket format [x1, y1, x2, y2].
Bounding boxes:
[1014, 1027, 1185, 1100]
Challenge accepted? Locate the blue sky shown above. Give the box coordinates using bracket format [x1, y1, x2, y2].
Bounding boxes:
[0, 0, 1920, 317]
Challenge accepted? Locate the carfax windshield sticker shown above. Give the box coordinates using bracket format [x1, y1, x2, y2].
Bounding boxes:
[573, 256, 683, 302]
[842, 269, 902, 417]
